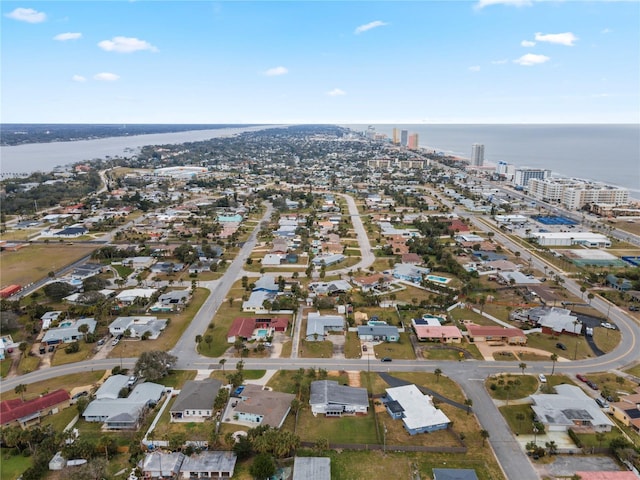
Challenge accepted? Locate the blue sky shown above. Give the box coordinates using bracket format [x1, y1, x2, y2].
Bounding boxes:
[2, 0, 639, 124]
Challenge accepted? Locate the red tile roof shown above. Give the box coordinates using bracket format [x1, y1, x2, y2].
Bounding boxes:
[466, 325, 526, 338]
[228, 318, 256, 339]
[0, 389, 69, 425]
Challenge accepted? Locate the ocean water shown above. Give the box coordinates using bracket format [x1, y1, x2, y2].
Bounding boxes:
[356, 124, 640, 195]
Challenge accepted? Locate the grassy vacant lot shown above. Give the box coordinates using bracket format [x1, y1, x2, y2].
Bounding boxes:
[576, 430, 625, 448]
[372, 333, 416, 360]
[1, 243, 98, 286]
[625, 364, 640, 378]
[287, 408, 379, 444]
[41, 403, 78, 431]
[485, 374, 539, 401]
[344, 332, 363, 359]
[592, 327, 622, 353]
[0, 447, 33, 480]
[0, 360, 11, 378]
[110, 287, 209, 359]
[584, 372, 638, 398]
[0, 371, 105, 402]
[300, 339, 334, 358]
[448, 306, 498, 327]
[525, 332, 593, 360]
[151, 397, 211, 443]
[51, 341, 96, 366]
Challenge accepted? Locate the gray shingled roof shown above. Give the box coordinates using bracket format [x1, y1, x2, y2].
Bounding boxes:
[309, 380, 368, 408]
[171, 379, 222, 412]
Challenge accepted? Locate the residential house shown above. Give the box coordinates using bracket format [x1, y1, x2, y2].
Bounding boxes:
[227, 317, 288, 343]
[149, 290, 190, 312]
[139, 451, 185, 479]
[232, 384, 294, 428]
[308, 280, 352, 296]
[40, 311, 63, 330]
[70, 263, 104, 280]
[392, 264, 430, 283]
[609, 387, 640, 433]
[309, 380, 369, 417]
[54, 226, 88, 238]
[0, 335, 19, 360]
[401, 253, 423, 265]
[357, 325, 400, 342]
[0, 389, 70, 429]
[253, 276, 280, 292]
[241, 291, 274, 312]
[497, 271, 541, 286]
[306, 312, 345, 340]
[115, 288, 157, 306]
[122, 257, 156, 270]
[433, 469, 479, 480]
[412, 324, 463, 343]
[606, 274, 633, 292]
[292, 457, 331, 480]
[179, 451, 237, 479]
[170, 379, 222, 423]
[150, 262, 184, 274]
[41, 318, 96, 345]
[352, 273, 393, 292]
[530, 307, 582, 335]
[83, 382, 165, 430]
[466, 325, 527, 345]
[311, 254, 345, 267]
[262, 254, 285, 266]
[385, 384, 451, 435]
[108, 316, 168, 339]
[529, 384, 614, 433]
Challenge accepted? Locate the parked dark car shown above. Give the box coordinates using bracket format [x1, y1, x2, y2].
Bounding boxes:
[48, 345, 55, 353]
[381, 357, 392, 362]
[587, 380, 599, 390]
[556, 342, 567, 351]
[629, 305, 639, 312]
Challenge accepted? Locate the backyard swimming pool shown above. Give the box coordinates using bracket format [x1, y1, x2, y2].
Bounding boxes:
[426, 275, 451, 284]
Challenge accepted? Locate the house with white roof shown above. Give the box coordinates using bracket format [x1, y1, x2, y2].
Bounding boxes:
[306, 312, 345, 340]
[385, 384, 451, 435]
[115, 288, 157, 305]
[41, 318, 96, 345]
[392, 263, 431, 283]
[108, 316, 168, 339]
[40, 311, 63, 330]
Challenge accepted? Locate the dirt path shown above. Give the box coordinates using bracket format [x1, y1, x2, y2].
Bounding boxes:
[346, 370, 361, 387]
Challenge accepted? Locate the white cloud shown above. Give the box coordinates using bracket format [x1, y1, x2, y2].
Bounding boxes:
[534, 32, 578, 46]
[469, 65, 481, 72]
[354, 20, 388, 34]
[94, 72, 120, 81]
[327, 88, 346, 97]
[54, 32, 82, 41]
[475, 0, 532, 10]
[491, 59, 509, 64]
[264, 66, 288, 76]
[98, 36, 158, 53]
[521, 40, 536, 47]
[5, 7, 46, 23]
[72, 75, 86, 82]
[601, 28, 611, 34]
[514, 53, 550, 66]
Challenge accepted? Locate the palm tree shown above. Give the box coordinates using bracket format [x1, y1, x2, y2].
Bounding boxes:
[480, 429, 490, 445]
[14, 384, 27, 401]
[550, 353, 558, 375]
[515, 412, 525, 433]
[219, 358, 227, 373]
[519, 362, 527, 375]
[464, 398, 473, 415]
[434, 368, 442, 383]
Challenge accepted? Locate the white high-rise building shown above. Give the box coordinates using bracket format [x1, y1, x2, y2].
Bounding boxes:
[514, 168, 551, 187]
[471, 144, 484, 166]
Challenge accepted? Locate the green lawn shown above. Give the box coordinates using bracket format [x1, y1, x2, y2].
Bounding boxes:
[153, 369, 197, 389]
[300, 339, 334, 358]
[592, 327, 622, 353]
[0, 360, 11, 378]
[0, 447, 32, 480]
[485, 374, 539, 401]
[344, 332, 363, 359]
[625, 364, 640, 378]
[40, 404, 78, 432]
[525, 332, 593, 360]
[372, 333, 416, 360]
[583, 372, 638, 400]
[576, 430, 625, 448]
[292, 407, 379, 444]
[499, 404, 538, 435]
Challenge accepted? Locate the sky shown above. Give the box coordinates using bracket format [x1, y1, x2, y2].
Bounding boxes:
[2, 0, 639, 124]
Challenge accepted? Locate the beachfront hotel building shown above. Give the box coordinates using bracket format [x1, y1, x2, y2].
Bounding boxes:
[392, 128, 400, 145]
[513, 168, 551, 187]
[527, 177, 630, 210]
[401, 130, 408, 147]
[408, 133, 419, 150]
[471, 143, 485, 166]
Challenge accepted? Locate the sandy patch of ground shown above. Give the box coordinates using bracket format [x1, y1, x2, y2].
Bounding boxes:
[346, 370, 361, 387]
